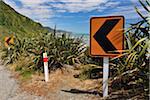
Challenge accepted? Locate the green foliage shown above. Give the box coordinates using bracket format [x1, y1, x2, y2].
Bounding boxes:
[16, 66, 33, 80]
[29, 32, 87, 71]
[0, 30, 87, 72]
[0, 0, 98, 73]
[77, 64, 100, 80]
[0, 0, 89, 72]
[20, 70, 32, 80]
[111, 0, 149, 96]
[0, 35, 30, 64]
[0, 1, 49, 38]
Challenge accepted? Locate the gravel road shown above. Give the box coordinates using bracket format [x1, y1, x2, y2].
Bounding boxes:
[0, 64, 45, 100]
[0, 64, 100, 100]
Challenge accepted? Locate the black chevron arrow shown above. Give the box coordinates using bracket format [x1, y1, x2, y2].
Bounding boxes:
[93, 19, 120, 54]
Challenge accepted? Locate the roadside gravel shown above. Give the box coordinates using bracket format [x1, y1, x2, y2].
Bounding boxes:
[0, 64, 45, 100]
[0, 64, 100, 100]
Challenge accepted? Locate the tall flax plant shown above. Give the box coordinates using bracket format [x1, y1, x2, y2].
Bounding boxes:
[111, 0, 149, 94]
[0, 27, 87, 72]
[31, 32, 87, 71]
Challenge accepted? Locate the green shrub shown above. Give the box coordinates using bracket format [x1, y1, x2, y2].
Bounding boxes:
[0, 29, 88, 72]
[111, 0, 149, 96]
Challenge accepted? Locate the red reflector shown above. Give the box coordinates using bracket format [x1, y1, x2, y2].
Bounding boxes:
[43, 58, 48, 62]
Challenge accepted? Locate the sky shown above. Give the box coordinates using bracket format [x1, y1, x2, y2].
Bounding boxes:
[3, 0, 150, 34]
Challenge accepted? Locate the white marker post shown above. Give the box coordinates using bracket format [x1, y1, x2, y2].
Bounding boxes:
[103, 57, 109, 97]
[43, 53, 49, 82]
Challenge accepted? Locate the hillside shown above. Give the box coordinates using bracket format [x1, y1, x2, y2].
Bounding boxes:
[0, 0, 49, 38]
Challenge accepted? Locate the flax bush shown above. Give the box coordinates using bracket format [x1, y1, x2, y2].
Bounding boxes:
[111, 0, 149, 98]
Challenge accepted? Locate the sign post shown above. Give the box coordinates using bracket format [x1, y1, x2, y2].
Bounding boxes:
[103, 57, 109, 97]
[43, 52, 49, 82]
[90, 16, 124, 97]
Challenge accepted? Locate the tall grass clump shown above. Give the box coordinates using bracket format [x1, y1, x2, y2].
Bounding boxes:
[0, 29, 87, 72]
[110, 0, 149, 98]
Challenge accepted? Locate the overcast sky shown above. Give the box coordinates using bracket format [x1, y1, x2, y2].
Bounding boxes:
[4, 0, 149, 33]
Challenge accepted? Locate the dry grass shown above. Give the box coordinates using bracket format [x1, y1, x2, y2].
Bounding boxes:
[15, 67, 102, 97]
[9, 65, 147, 100]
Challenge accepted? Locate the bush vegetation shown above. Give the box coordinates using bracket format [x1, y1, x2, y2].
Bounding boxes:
[0, 30, 88, 72]
[110, 0, 149, 98]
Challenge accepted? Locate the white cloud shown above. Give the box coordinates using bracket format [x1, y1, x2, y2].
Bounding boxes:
[93, 5, 149, 21]
[49, 0, 110, 13]
[4, 0, 54, 25]
[3, 0, 16, 8]
[4, 0, 119, 26]
[4, 0, 147, 22]
[21, 0, 48, 5]
[130, 0, 138, 3]
[117, 4, 149, 19]
[17, 0, 111, 13]
[4, 0, 122, 25]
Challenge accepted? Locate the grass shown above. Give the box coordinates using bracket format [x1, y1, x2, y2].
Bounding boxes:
[14, 65, 33, 80]
[76, 64, 102, 80]
[109, 0, 149, 98]
[0, 1, 49, 38]
[20, 70, 32, 80]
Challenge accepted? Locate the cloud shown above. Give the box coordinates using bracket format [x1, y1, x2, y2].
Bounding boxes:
[4, 0, 119, 13]
[7, 0, 146, 27]
[130, 0, 138, 3]
[3, 0, 121, 26]
[4, 0, 54, 25]
[90, 6, 148, 22]
[48, 0, 117, 13]
[116, 3, 149, 20]
[20, 0, 48, 5]
[3, 0, 17, 8]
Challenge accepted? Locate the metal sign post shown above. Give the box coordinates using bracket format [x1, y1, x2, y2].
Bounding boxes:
[103, 57, 109, 97]
[43, 53, 49, 82]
